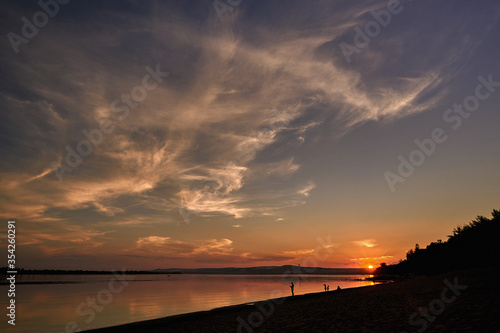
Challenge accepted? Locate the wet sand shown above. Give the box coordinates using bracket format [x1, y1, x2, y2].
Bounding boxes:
[84, 268, 499, 332]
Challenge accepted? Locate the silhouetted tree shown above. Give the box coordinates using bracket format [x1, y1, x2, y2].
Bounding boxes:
[376, 209, 500, 276]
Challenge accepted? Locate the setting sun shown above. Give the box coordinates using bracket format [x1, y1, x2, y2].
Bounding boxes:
[368, 265, 374, 269]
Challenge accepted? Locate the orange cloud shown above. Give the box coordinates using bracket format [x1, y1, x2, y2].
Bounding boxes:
[283, 249, 315, 256]
[350, 255, 394, 261]
[353, 239, 378, 248]
[136, 236, 233, 257]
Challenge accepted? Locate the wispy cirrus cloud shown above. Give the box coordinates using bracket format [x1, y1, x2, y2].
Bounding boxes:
[0, 1, 457, 225]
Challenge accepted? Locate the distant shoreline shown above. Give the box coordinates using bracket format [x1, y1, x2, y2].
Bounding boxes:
[0, 265, 371, 276]
[0, 270, 372, 285]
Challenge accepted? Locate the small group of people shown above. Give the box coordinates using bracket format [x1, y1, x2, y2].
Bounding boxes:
[324, 284, 341, 291]
[288, 282, 342, 296]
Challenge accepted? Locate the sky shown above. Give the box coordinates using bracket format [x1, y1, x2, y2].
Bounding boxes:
[1, 0, 499, 270]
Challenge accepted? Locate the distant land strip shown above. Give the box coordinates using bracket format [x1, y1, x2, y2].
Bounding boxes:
[0, 265, 370, 275]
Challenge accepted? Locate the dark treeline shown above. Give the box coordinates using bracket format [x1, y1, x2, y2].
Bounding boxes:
[376, 209, 500, 276]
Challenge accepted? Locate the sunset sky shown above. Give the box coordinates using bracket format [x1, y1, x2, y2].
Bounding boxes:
[1, 0, 499, 270]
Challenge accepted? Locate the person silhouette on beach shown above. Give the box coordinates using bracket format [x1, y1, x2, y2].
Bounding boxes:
[290, 282, 294, 296]
[327, 285, 329, 291]
[324, 284, 327, 291]
[337, 285, 341, 291]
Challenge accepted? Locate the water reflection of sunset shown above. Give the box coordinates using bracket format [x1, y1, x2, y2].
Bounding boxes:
[2, 274, 381, 332]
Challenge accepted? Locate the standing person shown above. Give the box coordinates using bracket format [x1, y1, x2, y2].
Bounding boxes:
[324, 284, 327, 291]
[290, 282, 294, 296]
[327, 285, 329, 291]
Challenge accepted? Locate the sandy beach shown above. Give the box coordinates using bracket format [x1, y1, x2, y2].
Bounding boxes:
[83, 268, 499, 332]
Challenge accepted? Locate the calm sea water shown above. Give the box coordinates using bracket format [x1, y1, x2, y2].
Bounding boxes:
[1, 274, 378, 333]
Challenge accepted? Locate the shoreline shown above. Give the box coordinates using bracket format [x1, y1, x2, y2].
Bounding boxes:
[84, 267, 498, 332]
